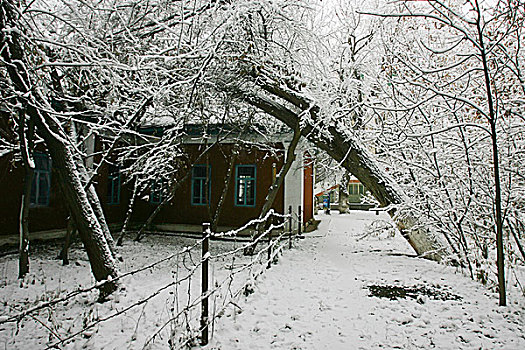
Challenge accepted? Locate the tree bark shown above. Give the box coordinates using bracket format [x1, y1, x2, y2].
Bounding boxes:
[236, 81, 450, 261]
[1, 0, 119, 298]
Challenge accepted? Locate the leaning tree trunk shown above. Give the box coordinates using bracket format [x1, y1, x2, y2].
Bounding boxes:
[1, 0, 119, 297]
[69, 122, 119, 260]
[40, 128, 119, 297]
[50, 57, 121, 261]
[237, 79, 450, 262]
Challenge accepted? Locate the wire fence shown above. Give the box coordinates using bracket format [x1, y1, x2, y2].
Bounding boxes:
[0, 207, 305, 349]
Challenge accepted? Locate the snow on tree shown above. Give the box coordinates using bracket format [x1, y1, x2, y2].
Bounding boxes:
[3, 0, 524, 307]
[359, 0, 525, 305]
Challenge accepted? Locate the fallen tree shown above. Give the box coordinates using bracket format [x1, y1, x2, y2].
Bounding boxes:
[231, 73, 451, 262]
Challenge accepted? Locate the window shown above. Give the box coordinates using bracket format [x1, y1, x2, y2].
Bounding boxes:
[348, 183, 365, 195]
[235, 165, 256, 207]
[107, 164, 120, 205]
[150, 178, 165, 204]
[30, 153, 52, 206]
[191, 165, 210, 205]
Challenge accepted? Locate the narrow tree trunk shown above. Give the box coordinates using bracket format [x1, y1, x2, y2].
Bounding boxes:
[211, 149, 238, 232]
[17, 108, 33, 279]
[57, 217, 76, 266]
[509, 220, 525, 262]
[18, 166, 32, 278]
[475, 4, 506, 305]
[117, 177, 138, 246]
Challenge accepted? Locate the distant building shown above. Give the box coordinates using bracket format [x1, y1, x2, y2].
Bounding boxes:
[315, 179, 373, 213]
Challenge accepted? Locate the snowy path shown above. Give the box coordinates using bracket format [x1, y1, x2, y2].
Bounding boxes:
[208, 211, 525, 350]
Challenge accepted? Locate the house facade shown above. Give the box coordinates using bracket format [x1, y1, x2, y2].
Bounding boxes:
[0, 125, 314, 245]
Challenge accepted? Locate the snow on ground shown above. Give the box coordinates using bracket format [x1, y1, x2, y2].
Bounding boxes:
[0, 233, 267, 349]
[0, 211, 524, 349]
[208, 211, 525, 350]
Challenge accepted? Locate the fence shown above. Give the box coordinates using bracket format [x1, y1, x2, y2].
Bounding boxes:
[0, 206, 305, 349]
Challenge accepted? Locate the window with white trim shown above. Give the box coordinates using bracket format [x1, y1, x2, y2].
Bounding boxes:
[235, 165, 256, 207]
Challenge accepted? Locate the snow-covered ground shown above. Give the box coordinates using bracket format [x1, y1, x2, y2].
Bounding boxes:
[1, 211, 524, 349]
[0, 233, 269, 349]
[208, 211, 525, 350]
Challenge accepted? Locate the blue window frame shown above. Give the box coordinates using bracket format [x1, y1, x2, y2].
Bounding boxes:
[107, 164, 120, 205]
[235, 165, 256, 207]
[30, 153, 52, 206]
[191, 165, 210, 205]
[150, 178, 165, 204]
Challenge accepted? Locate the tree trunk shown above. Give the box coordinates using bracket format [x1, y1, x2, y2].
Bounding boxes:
[211, 148, 238, 232]
[338, 173, 351, 214]
[57, 217, 76, 266]
[17, 108, 33, 279]
[475, 7, 506, 305]
[117, 177, 138, 246]
[1, 0, 119, 298]
[18, 164, 32, 278]
[50, 57, 121, 262]
[238, 83, 450, 261]
[37, 122, 120, 297]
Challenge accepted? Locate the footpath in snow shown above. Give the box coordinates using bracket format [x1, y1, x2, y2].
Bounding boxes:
[208, 211, 525, 350]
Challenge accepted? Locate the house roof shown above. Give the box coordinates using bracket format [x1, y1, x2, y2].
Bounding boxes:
[138, 122, 295, 144]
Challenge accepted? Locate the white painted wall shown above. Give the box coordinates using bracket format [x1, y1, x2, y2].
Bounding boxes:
[284, 142, 304, 231]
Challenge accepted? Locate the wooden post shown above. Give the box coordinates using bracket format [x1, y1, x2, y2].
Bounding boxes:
[201, 223, 210, 345]
[298, 205, 302, 236]
[288, 205, 292, 249]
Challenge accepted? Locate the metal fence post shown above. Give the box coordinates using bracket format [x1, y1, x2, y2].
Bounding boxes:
[267, 217, 272, 269]
[288, 205, 292, 249]
[298, 205, 302, 236]
[201, 223, 210, 345]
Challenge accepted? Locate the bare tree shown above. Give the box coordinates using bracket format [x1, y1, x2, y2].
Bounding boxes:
[361, 0, 525, 305]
